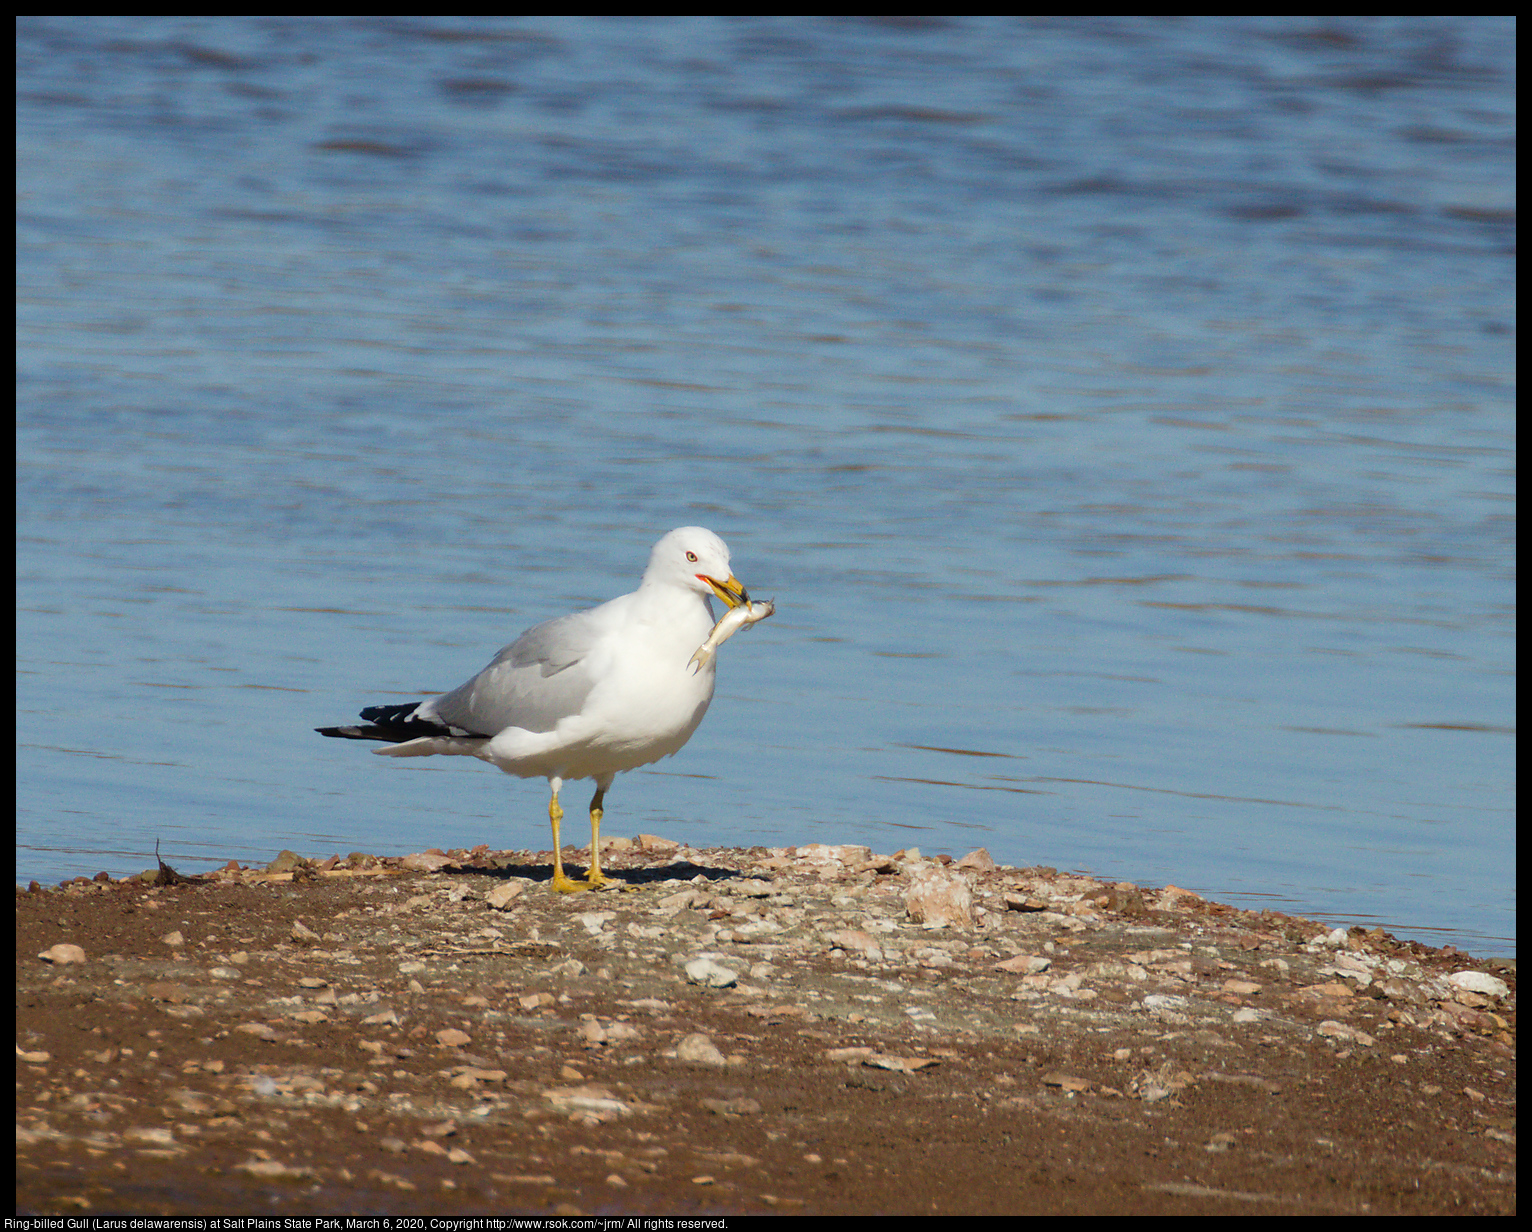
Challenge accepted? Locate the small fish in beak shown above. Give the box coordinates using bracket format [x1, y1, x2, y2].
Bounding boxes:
[689, 597, 775, 674]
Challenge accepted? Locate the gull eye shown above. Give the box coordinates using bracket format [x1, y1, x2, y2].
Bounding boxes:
[685, 551, 698, 563]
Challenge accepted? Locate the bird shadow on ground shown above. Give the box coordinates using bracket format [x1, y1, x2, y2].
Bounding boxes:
[442, 859, 745, 888]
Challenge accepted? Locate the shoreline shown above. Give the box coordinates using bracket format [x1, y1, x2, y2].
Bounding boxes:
[17, 838, 1516, 1215]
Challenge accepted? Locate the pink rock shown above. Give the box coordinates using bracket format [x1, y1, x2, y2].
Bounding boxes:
[402, 851, 455, 872]
[904, 865, 974, 929]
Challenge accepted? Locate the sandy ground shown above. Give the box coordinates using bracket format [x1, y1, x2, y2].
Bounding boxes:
[16, 837, 1515, 1215]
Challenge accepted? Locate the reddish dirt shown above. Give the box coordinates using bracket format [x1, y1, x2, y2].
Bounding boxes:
[15, 842, 1516, 1215]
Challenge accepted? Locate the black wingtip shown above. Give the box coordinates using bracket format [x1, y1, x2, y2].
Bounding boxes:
[316, 704, 481, 744]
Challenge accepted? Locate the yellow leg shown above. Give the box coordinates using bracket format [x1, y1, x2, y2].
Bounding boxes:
[548, 783, 585, 894]
[583, 786, 613, 889]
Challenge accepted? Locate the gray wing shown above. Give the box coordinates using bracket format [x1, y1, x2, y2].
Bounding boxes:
[423, 609, 602, 736]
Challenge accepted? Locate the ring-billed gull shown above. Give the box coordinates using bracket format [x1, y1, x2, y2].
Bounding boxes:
[317, 527, 760, 893]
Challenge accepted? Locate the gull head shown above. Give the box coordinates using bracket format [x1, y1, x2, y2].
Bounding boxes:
[647, 526, 749, 609]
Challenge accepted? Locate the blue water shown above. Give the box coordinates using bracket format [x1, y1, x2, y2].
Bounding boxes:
[17, 16, 1514, 955]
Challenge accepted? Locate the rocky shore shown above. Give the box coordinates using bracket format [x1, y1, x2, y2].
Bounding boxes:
[16, 837, 1516, 1215]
